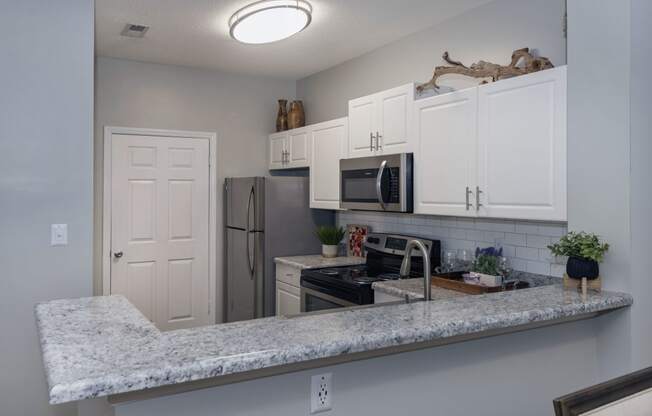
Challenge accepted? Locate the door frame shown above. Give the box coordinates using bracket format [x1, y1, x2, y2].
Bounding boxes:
[102, 126, 218, 323]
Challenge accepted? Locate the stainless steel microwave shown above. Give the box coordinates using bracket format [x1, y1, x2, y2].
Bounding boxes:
[340, 153, 413, 212]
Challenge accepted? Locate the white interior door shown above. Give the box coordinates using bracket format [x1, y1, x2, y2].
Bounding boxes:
[111, 134, 210, 331]
[347, 95, 376, 158]
[414, 88, 478, 217]
[377, 84, 414, 154]
[309, 118, 347, 210]
[477, 66, 567, 221]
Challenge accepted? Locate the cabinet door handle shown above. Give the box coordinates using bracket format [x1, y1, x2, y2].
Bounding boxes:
[465, 187, 474, 211]
[376, 132, 382, 151]
[370, 133, 374, 152]
[475, 186, 483, 211]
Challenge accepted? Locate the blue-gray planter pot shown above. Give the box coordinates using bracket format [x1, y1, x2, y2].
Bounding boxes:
[566, 256, 599, 280]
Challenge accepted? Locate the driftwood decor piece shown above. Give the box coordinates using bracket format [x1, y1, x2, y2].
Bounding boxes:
[417, 47, 554, 94]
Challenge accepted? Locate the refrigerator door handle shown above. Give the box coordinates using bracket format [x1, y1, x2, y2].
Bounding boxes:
[246, 186, 255, 278]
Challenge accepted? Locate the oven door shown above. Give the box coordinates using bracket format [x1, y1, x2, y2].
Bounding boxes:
[340, 153, 412, 212]
[301, 287, 357, 313]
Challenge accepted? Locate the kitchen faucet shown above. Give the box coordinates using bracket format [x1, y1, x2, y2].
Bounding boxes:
[399, 240, 431, 301]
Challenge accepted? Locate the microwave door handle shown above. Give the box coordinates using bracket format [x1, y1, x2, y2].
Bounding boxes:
[376, 159, 388, 211]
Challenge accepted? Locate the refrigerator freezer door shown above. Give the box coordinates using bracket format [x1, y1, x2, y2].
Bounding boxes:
[226, 228, 255, 322]
[225, 177, 257, 230]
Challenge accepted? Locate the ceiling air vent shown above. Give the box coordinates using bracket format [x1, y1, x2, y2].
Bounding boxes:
[120, 23, 150, 38]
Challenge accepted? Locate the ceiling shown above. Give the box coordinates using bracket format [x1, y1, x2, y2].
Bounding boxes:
[96, 0, 494, 80]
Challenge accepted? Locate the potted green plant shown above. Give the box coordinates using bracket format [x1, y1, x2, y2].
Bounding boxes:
[470, 250, 503, 286]
[315, 226, 345, 258]
[548, 231, 609, 280]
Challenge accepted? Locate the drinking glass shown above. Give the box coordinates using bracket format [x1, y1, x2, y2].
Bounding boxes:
[442, 250, 457, 272]
[498, 256, 512, 278]
[457, 249, 474, 271]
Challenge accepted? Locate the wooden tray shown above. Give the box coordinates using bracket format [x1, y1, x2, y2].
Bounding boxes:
[431, 271, 529, 295]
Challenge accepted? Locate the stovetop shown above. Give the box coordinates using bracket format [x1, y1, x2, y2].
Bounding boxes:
[303, 265, 404, 286]
[305, 265, 400, 286]
[299, 233, 441, 307]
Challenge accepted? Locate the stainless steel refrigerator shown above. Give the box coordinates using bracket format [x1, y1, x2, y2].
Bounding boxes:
[224, 177, 333, 322]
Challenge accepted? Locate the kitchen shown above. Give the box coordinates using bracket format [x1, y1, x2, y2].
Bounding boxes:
[2, 1, 651, 416]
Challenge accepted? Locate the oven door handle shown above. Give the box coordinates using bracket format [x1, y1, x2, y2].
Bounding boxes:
[376, 159, 388, 211]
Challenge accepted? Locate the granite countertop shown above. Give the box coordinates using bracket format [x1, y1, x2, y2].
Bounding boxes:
[274, 254, 366, 269]
[373, 271, 559, 301]
[373, 278, 466, 301]
[35, 286, 632, 405]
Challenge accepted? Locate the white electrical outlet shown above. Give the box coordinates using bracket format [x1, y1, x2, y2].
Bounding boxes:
[310, 373, 332, 414]
[50, 224, 68, 246]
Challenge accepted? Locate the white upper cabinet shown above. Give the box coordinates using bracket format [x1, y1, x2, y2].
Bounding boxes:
[477, 66, 567, 221]
[287, 127, 310, 168]
[347, 83, 415, 158]
[309, 118, 347, 210]
[377, 85, 414, 154]
[269, 132, 287, 170]
[348, 95, 376, 158]
[414, 66, 567, 221]
[414, 88, 478, 217]
[268, 127, 311, 170]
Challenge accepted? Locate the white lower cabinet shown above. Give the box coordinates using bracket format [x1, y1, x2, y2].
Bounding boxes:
[276, 281, 301, 316]
[275, 263, 302, 316]
[309, 117, 347, 210]
[414, 66, 567, 222]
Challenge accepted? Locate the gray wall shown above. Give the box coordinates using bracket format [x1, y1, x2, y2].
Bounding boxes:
[0, 1, 95, 416]
[297, 0, 566, 124]
[116, 320, 600, 416]
[94, 57, 296, 322]
[567, 0, 652, 380]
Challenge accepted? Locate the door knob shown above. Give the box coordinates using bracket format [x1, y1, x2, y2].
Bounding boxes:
[113, 251, 124, 259]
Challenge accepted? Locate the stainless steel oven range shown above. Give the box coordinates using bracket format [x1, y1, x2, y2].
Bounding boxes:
[300, 233, 440, 313]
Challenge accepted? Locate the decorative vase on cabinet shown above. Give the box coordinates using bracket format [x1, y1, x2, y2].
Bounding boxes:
[288, 100, 305, 129]
[276, 99, 288, 132]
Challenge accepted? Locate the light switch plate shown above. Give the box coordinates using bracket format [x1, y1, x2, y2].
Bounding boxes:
[51, 224, 68, 246]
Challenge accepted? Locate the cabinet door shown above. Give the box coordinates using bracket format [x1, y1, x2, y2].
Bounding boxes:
[269, 132, 287, 170]
[477, 66, 567, 221]
[310, 118, 347, 210]
[414, 89, 479, 217]
[276, 281, 301, 316]
[377, 84, 415, 155]
[347, 94, 376, 158]
[287, 128, 310, 168]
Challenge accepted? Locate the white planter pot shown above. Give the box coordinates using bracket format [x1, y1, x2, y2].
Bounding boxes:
[470, 272, 502, 287]
[321, 244, 338, 258]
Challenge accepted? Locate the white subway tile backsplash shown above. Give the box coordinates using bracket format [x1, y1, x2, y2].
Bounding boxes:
[538, 223, 567, 237]
[516, 246, 540, 261]
[475, 219, 516, 233]
[526, 235, 551, 249]
[515, 222, 540, 234]
[456, 218, 476, 229]
[504, 232, 526, 246]
[526, 261, 551, 275]
[336, 211, 566, 275]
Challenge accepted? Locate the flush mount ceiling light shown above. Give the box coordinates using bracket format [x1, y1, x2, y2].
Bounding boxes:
[229, 0, 312, 44]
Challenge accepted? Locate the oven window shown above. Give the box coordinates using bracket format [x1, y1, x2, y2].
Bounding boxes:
[305, 293, 343, 312]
